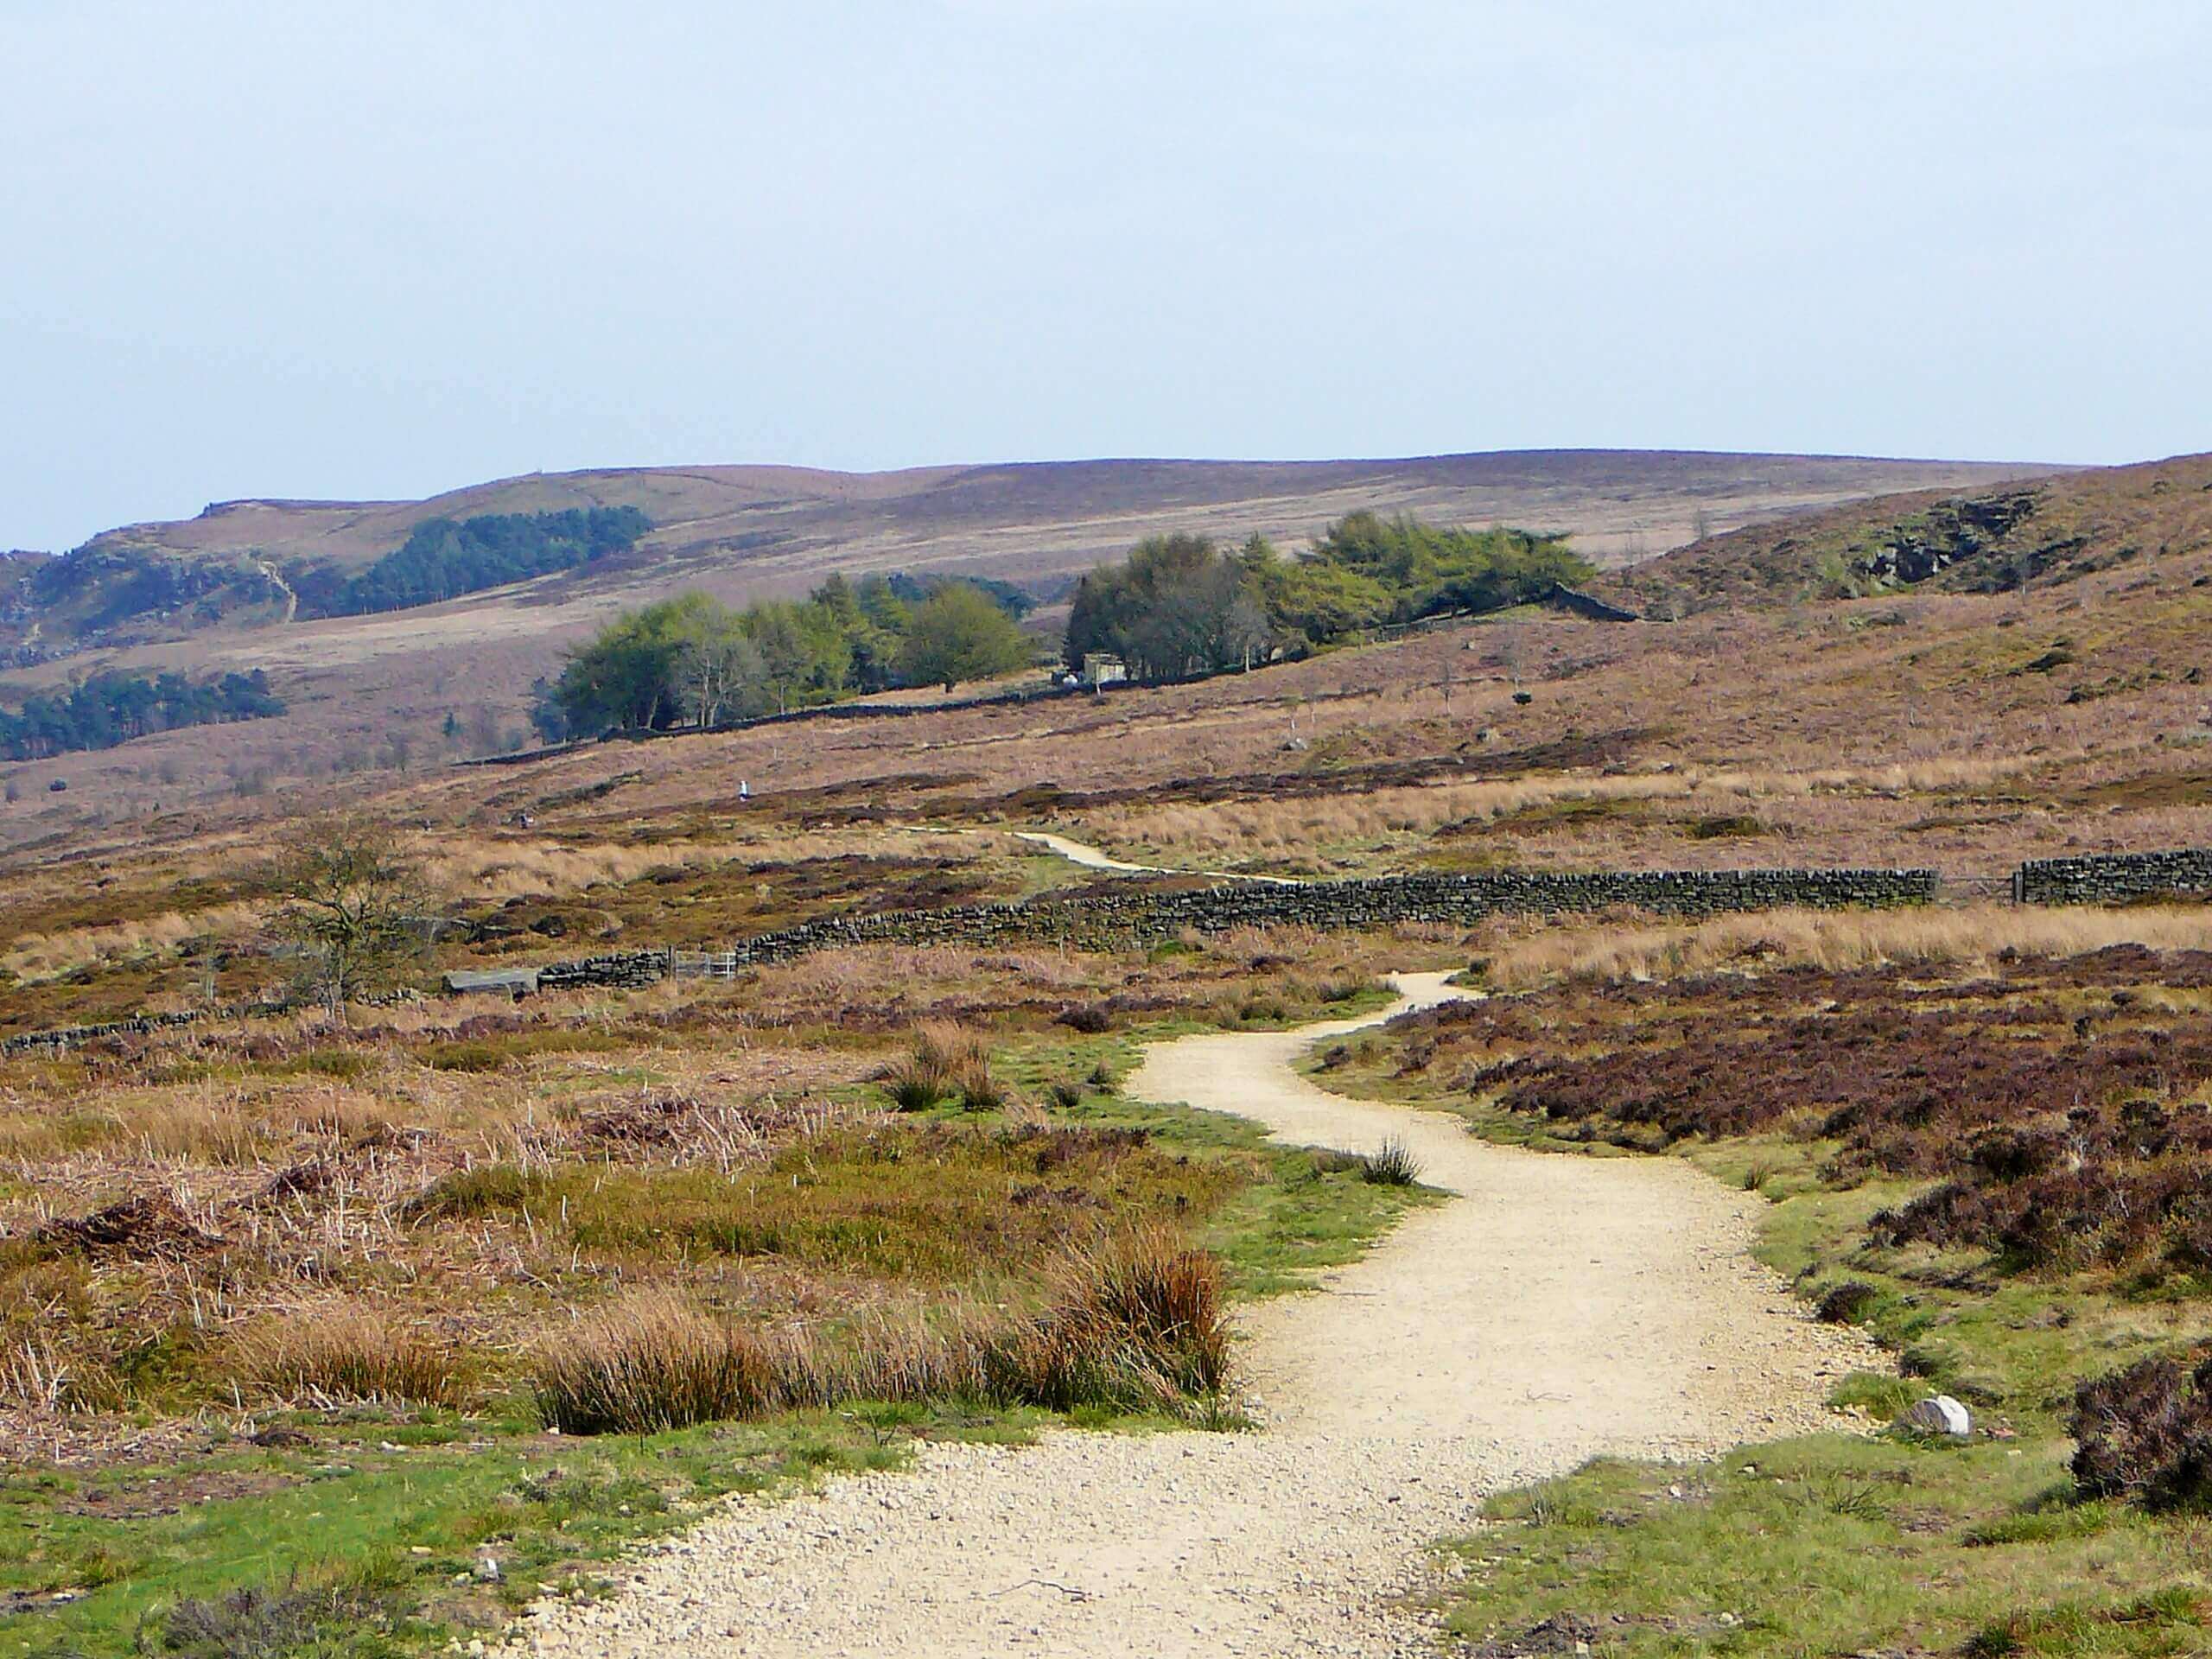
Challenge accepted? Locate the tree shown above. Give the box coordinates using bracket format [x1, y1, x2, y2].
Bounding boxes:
[327, 506, 651, 617]
[0, 670, 285, 761]
[894, 582, 1034, 691]
[1066, 535, 1271, 681]
[1305, 512, 1590, 622]
[673, 622, 763, 728]
[266, 819, 431, 1018]
[1243, 535, 1388, 646]
[524, 681, 569, 746]
[550, 593, 724, 734]
[743, 601, 845, 715]
[815, 575, 901, 692]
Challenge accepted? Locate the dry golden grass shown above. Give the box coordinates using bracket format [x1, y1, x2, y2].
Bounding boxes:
[1, 900, 264, 984]
[1065, 754, 2049, 874]
[232, 1301, 467, 1408]
[1482, 902, 2212, 988]
[0, 929, 1411, 1455]
[879, 1020, 1001, 1111]
[529, 1227, 1228, 1434]
[528, 1289, 780, 1433]
[0, 1330, 124, 1414]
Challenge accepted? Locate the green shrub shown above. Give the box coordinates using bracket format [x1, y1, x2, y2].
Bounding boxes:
[420, 1039, 506, 1074]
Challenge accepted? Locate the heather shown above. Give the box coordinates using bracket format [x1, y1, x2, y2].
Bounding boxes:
[1389, 947, 2212, 1279]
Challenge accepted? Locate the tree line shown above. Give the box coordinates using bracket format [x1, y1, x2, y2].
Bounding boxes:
[541, 511, 1590, 741]
[536, 573, 1034, 739]
[0, 670, 286, 760]
[1064, 512, 1592, 681]
[296, 506, 652, 617]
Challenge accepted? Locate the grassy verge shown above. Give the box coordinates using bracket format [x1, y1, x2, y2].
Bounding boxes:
[1435, 1143, 2212, 1657]
[4, 986, 1429, 1658]
[4, 1405, 1033, 1658]
[988, 988, 1438, 1296]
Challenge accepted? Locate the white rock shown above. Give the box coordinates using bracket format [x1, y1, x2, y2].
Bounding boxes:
[1902, 1395, 1972, 1437]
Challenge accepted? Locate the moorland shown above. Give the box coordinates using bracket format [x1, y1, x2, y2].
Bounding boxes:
[4, 448, 2212, 1656]
[0, 448, 2050, 840]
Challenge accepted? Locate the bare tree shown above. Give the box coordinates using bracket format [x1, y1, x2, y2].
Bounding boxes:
[464, 705, 505, 756]
[266, 818, 432, 1018]
[675, 628, 765, 727]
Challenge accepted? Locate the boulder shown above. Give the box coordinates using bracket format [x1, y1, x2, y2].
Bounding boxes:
[1902, 1395, 1971, 1437]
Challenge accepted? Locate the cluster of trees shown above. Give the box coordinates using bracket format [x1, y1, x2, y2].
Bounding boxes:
[537, 573, 1035, 739]
[1065, 513, 1592, 681]
[0, 670, 285, 760]
[881, 570, 1034, 619]
[298, 507, 652, 617]
[533, 512, 1585, 743]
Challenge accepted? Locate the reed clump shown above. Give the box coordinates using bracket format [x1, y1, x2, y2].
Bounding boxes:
[530, 1228, 1230, 1434]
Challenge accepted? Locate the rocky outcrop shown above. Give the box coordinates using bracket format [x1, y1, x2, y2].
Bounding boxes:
[1542, 583, 1640, 622]
[1850, 489, 2043, 589]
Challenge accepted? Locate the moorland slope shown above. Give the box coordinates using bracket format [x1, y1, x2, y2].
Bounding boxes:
[0, 449, 2056, 831]
[1607, 448, 2212, 613]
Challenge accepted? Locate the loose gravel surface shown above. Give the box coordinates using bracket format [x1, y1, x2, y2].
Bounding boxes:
[511, 973, 1880, 1658]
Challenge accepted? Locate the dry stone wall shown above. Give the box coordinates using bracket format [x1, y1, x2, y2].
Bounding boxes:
[526, 866, 1939, 988]
[2015, 849, 2212, 906]
[0, 1008, 207, 1058]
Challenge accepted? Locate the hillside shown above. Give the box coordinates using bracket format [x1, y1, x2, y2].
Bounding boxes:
[19, 450, 2047, 653]
[0, 449, 2062, 836]
[1607, 449, 2212, 614]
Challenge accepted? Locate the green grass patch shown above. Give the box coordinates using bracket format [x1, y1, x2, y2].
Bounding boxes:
[1429, 1135, 2212, 1652]
[1450, 1440, 2212, 1658]
[1, 1405, 1038, 1658]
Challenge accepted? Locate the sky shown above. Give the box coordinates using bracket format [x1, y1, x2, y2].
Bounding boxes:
[4, 0, 2209, 552]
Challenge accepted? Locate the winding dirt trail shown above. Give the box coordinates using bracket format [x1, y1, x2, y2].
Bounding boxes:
[512, 975, 1876, 1659]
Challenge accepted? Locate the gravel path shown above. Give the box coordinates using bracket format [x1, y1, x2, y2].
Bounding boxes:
[1012, 830, 1305, 885]
[511, 973, 1878, 1658]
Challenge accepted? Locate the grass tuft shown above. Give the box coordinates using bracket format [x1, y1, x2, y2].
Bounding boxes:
[235, 1303, 467, 1408]
[531, 1290, 777, 1435]
[1359, 1136, 1423, 1187]
[878, 1020, 1006, 1111]
[530, 1229, 1230, 1435]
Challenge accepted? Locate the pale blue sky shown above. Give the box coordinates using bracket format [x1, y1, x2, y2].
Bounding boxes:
[5, 1, 2209, 551]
